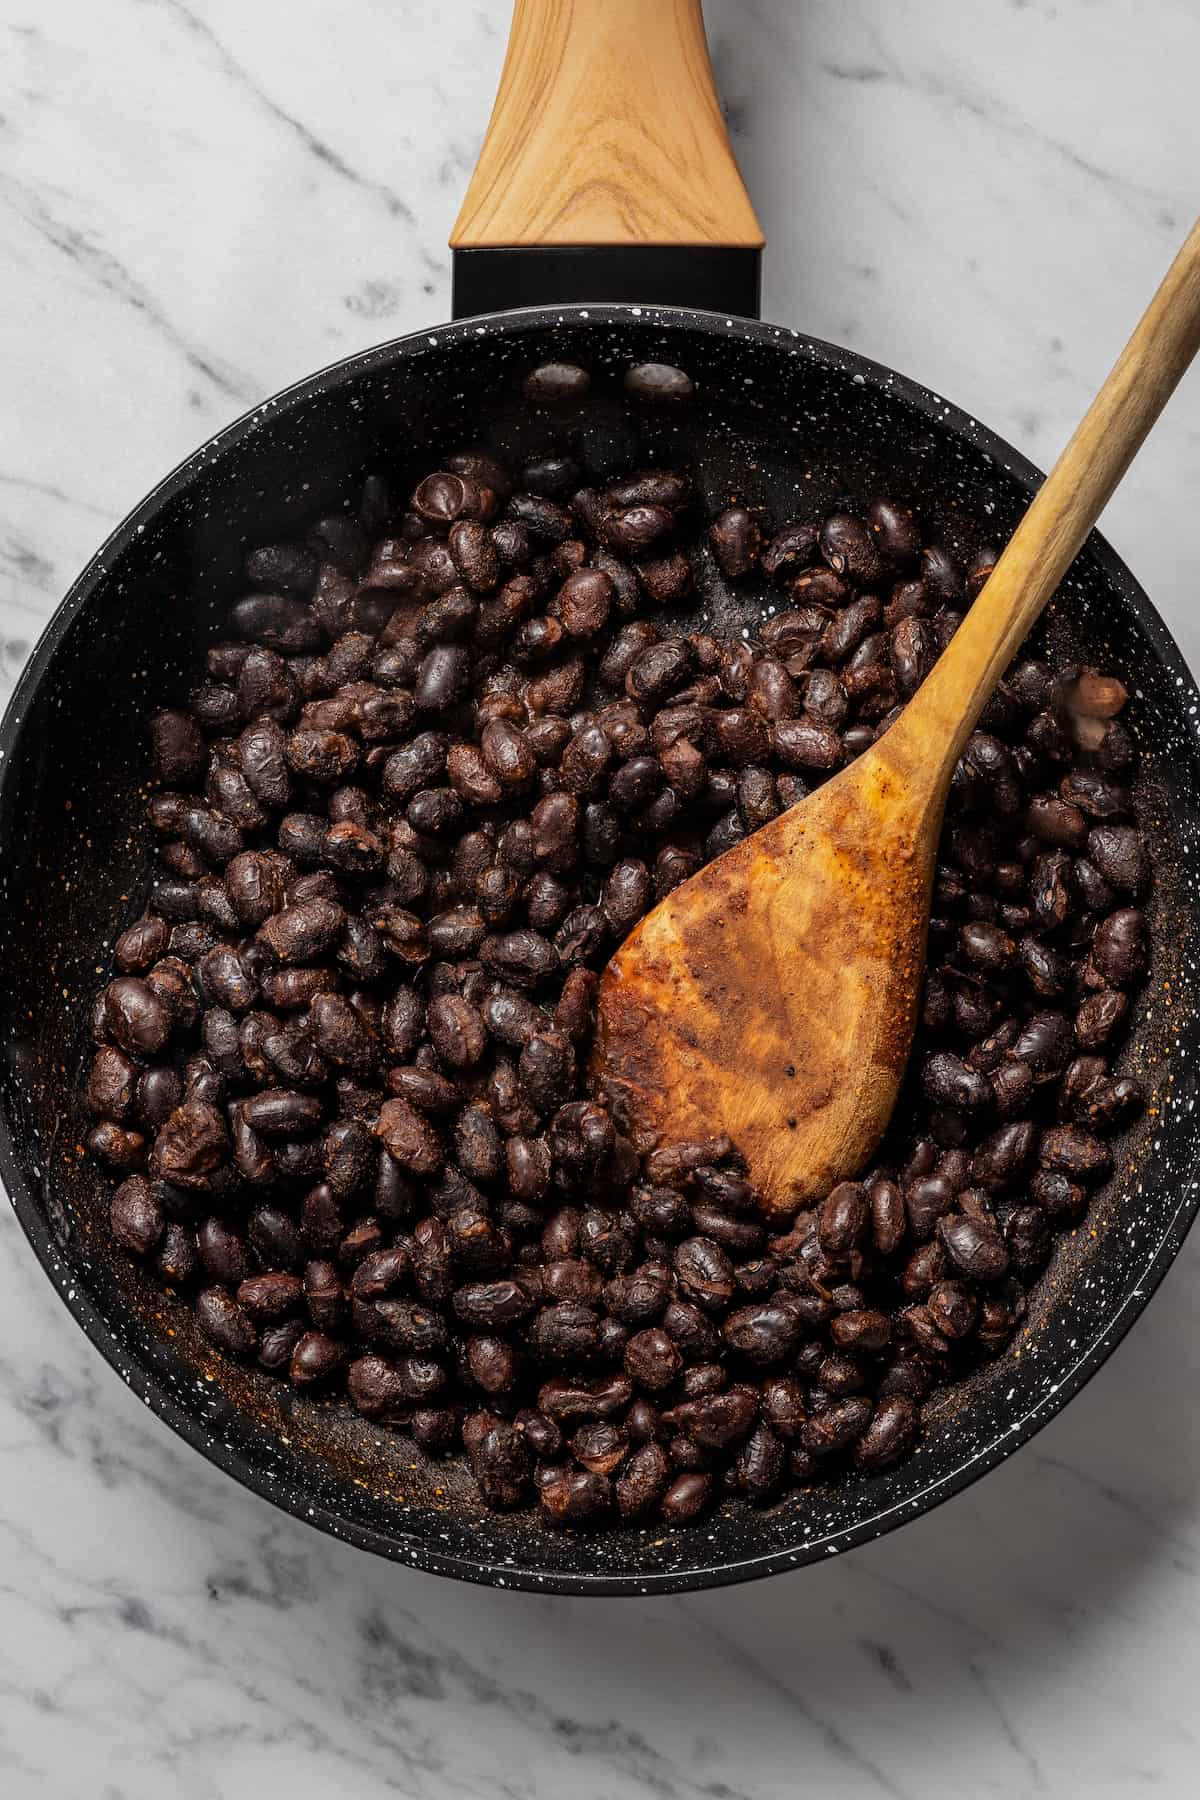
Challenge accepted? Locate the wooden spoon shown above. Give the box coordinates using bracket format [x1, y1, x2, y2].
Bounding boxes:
[594, 219, 1200, 1221]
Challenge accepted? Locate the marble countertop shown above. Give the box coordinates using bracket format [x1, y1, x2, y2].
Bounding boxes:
[4, 2, 1200, 1794]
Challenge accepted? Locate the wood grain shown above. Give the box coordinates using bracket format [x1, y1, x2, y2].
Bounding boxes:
[596, 745, 937, 1222]
[596, 217, 1200, 1219]
[450, 0, 763, 249]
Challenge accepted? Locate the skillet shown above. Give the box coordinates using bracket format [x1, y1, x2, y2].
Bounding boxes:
[1, 0, 1197, 1594]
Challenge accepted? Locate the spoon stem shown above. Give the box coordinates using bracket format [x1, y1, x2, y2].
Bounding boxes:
[886, 215, 1200, 782]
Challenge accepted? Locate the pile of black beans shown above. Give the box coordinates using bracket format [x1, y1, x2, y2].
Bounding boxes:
[84, 404, 1150, 1529]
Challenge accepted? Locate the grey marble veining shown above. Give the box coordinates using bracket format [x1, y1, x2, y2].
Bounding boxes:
[3, 1, 1200, 1795]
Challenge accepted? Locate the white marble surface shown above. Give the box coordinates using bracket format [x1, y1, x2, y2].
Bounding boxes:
[3, 2, 1200, 1794]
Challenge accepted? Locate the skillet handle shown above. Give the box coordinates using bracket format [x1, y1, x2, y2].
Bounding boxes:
[450, 0, 764, 318]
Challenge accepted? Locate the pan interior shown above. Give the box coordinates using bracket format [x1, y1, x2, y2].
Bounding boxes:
[2, 309, 1197, 1593]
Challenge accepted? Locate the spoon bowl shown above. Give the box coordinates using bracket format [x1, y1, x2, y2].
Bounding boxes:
[597, 733, 940, 1219]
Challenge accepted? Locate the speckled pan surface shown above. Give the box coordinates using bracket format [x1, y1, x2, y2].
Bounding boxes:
[1, 304, 1198, 1595]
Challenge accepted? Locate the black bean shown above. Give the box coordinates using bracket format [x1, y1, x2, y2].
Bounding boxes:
[242, 1205, 303, 1272]
[109, 1176, 164, 1255]
[668, 1386, 757, 1450]
[673, 1237, 735, 1313]
[772, 716, 843, 771]
[1039, 1125, 1113, 1180]
[256, 898, 345, 965]
[937, 1212, 1009, 1280]
[258, 1318, 307, 1374]
[237, 1272, 303, 1323]
[240, 1088, 323, 1137]
[1075, 989, 1129, 1053]
[414, 644, 470, 712]
[709, 507, 761, 579]
[1028, 795, 1089, 850]
[723, 1297, 805, 1365]
[989, 1060, 1033, 1120]
[819, 513, 884, 586]
[867, 498, 921, 567]
[1001, 1204, 1049, 1273]
[736, 1423, 786, 1501]
[1089, 907, 1146, 988]
[97, 977, 174, 1060]
[970, 1121, 1036, 1189]
[960, 920, 1016, 972]
[1011, 1010, 1074, 1077]
[1019, 935, 1071, 999]
[760, 522, 818, 579]
[853, 1396, 917, 1473]
[1087, 824, 1147, 895]
[927, 1279, 977, 1340]
[540, 1467, 611, 1526]
[114, 915, 172, 975]
[611, 1441, 669, 1519]
[1070, 856, 1116, 918]
[818, 1182, 868, 1253]
[153, 1221, 199, 1287]
[195, 1284, 258, 1357]
[286, 1329, 345, 1386]
[453, 1279, 535, 1329]
[799, 1397, 873, 1458]
[922, 1052, 990, 1113]
[85, 1044, 138, 1121]
[150, 1097, 230, 1188]
[196, 1217, 251, 1287]
[374, 1097, 443, 1176]
[480, 928, 560, 989]
[620, 1324, 680, 1392]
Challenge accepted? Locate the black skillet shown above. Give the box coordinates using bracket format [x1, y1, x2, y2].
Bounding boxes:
[2, 1, 1198, 1595]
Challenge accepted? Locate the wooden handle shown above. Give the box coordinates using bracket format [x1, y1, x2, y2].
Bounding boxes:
[450, 0, 763, 249]
[888, 217, 1200, 782]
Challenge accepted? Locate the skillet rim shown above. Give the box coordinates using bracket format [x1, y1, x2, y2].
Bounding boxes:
[2, 300, 1198, 1595]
